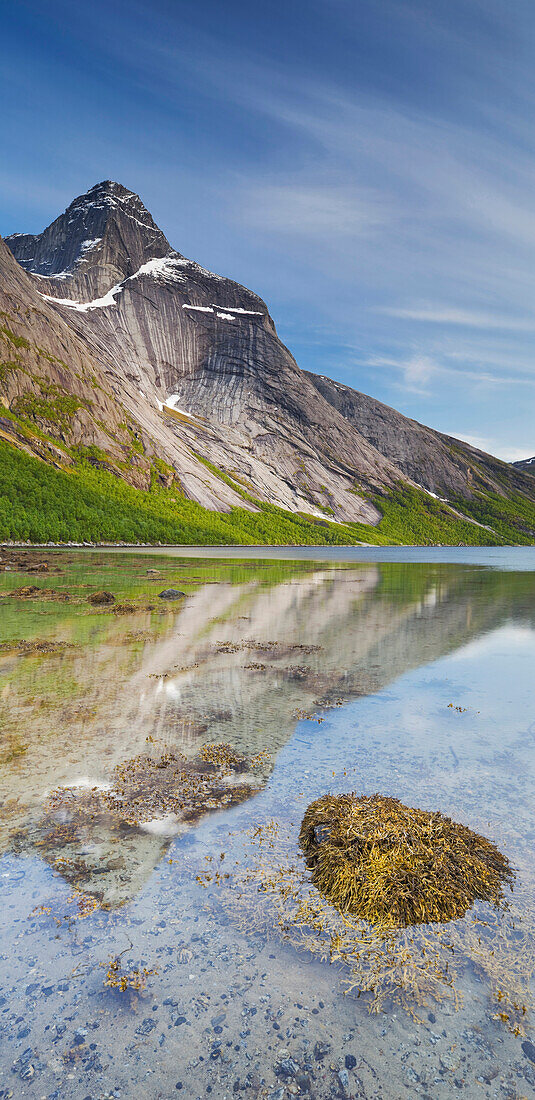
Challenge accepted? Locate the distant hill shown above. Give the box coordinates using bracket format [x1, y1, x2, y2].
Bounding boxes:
[512, 457, 535, 476]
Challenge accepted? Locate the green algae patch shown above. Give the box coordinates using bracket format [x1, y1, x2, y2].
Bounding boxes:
[299, 793, 513, 928]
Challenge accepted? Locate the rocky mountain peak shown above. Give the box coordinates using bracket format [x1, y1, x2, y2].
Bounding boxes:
[65, 180, 170, 246]
[6, 180, 173, 299]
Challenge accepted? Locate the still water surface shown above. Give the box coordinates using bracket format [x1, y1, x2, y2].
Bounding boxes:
[0, 550, 534, 1099]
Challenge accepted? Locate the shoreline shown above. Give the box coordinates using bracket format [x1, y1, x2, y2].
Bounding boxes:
[1, 542, 534, 570]
[1, 540, 373, 549]
[0, 540, 523, 549]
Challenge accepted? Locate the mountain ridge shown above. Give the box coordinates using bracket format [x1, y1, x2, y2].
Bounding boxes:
[2, 180, 535, 545]
[513, 456, 535, 475]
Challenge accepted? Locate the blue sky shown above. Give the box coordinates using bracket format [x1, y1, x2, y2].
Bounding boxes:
[1, 0, 534, 460]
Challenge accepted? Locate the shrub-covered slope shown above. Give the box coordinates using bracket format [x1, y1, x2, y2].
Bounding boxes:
[3, 438, 534, 546]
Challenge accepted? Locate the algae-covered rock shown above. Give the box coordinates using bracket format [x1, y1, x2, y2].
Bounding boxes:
[299, 793, 513, 927]
[87, 590, 115, 605]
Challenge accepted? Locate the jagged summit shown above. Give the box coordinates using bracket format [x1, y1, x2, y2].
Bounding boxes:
[6, 180, 172, 299]
[64, 180, 169, 241]
[78, 179, 136, 199]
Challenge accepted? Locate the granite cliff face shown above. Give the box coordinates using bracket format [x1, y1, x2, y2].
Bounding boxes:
[4, 180, 535, 529]
[0, 235, 142, 476]
[0, 234, 259, 507]
[308, 372, 533, 501]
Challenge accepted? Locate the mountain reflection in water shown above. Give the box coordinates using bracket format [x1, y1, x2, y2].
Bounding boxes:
[1, 559, 534, 908]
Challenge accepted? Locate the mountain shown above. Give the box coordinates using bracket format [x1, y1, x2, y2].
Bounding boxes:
[0, 233, 253, 511]
[2, 180, 535, 545]
[7, 181, 404, 524]
[513, 457, 535, 475]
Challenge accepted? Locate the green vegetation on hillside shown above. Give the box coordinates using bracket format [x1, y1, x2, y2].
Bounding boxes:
[12, 384, 91, 434]
[450, 490, 535, 545]
[0, 322, 31, 350]
[0, 441, 357, 545]
[0, 440, 534, 545]
[363, 485, 515, 546]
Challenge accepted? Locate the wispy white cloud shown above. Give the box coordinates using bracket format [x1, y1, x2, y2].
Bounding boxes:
[239, 180, 388, 239]
[445, 432, 533, 463]
[381, 306, 535, 332]
[366, 354, 438, 394]
[367, 353, 535, 392]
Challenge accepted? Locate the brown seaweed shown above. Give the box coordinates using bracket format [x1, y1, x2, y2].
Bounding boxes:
[299, 793, 514, 928]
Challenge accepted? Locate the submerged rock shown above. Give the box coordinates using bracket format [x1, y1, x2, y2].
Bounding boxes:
[158, 588, 186, 600]
[39, 742, 267, 903]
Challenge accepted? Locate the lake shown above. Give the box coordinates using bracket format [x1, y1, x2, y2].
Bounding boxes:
[0, 548, 534, 1099]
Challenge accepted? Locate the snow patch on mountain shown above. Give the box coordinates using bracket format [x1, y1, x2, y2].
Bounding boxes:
[413, 481, 448, 502]
[79, 237, 101, 253]
[41, 282, 124, 312]
[155, 394, 195, 418]
[33, 271, 70, 280]
[183, 303, 264, 319]
[164, 395, 195, 416]
[132, 256, 187, 281]
[224, 306, 264, 316]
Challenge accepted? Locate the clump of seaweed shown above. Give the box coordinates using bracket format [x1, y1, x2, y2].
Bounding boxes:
[103, 742, 264, 827]
[299, 793, 514, 929]
[87, 590, 115, 606]
[0, 639, 77, 658]
[200, 810, 532, 1033]
[38, 743, 269, 875]
[8, 584, 41, 598]
[6, 585, 71, 601]
[213, 639, 321, 657]
[100, 938, 158, 993]
[103, 956, 157, 992]
[30, 743, 269, 917]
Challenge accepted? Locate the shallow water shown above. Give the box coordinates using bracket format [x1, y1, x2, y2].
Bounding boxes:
[0, 550, 535, 1099]
[98, 545, 535, 569]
